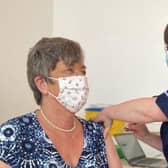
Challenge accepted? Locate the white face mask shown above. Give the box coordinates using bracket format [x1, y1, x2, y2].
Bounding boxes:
[47, 76, 89, 113]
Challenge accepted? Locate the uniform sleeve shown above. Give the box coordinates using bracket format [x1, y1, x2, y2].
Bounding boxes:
[156, 90, 168, 118]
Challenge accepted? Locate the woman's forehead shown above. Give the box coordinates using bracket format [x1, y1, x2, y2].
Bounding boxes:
[55, 61, 86, 69]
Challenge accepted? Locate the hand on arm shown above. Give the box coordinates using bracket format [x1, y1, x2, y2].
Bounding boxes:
[126, 123, 163, 151]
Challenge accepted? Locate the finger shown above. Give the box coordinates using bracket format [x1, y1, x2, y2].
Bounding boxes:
[124, 127, 129, 131]
[103, 120, 112, 139]
[104, 119, 112, 127]
[127, 122, 138, 129]
[124, 127, 134, 132]
[127, 122, 137, 127]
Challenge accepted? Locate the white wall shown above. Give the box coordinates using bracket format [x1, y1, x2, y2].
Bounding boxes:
[0, 0, 53, 123]
[0, 0, 167, 156]
[53, 0, 168, 106]
[53, 0, 168, 157]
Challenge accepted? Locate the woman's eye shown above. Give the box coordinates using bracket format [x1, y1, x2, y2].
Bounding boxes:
[82, 70, 86, 75]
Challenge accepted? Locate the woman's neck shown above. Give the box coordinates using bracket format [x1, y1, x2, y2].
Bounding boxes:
[40, 102, 76, 132]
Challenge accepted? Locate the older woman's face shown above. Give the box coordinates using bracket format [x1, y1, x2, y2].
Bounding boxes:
[50, 61, 86, 77]
[47, 61, 87, 96]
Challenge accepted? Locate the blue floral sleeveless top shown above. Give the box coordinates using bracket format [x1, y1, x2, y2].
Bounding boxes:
[0, 112, 108, 168]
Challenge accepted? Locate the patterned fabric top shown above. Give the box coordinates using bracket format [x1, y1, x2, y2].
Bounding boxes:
[0, 112, 108, 168]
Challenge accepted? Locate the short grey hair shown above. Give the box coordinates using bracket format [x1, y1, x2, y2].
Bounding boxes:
[27, 37, 84, 105]
[164, 24, 168, 49]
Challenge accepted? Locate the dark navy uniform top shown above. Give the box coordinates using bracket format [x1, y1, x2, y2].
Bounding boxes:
[156, 91, 168, 161]
[0, 112, 108, 168]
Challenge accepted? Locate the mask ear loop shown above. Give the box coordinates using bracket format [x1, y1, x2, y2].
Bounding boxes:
[48, 91, 57, 99]
[47, 77, 60, 97]
[47, 76, 59, 81]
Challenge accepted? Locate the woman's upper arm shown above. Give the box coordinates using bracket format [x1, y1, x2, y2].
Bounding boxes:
[105, 135, 123, 168]
[0, 161, 11, 168]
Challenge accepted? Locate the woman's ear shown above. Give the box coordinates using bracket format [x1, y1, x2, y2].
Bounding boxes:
[34, 76, 48, 95]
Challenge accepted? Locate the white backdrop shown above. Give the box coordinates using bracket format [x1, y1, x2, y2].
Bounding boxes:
[53, 0, 168, 157]
[53, 0, 168, 113]
[0, 0, 168, 158]
[0, 0, 53, 123]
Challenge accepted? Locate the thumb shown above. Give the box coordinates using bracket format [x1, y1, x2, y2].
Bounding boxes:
[103, 127, 111, 139]
[103, 120, 112, 139]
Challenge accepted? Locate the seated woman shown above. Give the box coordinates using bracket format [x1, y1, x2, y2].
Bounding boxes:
[0, 37, 122, 168]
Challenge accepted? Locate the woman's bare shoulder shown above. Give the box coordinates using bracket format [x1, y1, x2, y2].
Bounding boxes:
[0, 161, 11, 168]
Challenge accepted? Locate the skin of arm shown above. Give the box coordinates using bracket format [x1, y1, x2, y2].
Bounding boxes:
[127, 123, 163, 151]
[105, 134, 123, 168]
[141, 133, 162, 151]
[0, 161, 11, 168]
[95, 97, 166, 154]
[104, 97, 167, 123]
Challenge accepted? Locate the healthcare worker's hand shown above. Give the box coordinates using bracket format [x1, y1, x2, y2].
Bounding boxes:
[125, 123, 150, 141]
[93, 112, 113, 139]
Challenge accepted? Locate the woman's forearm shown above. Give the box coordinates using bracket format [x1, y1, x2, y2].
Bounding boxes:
[104, 97, 167, 123]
